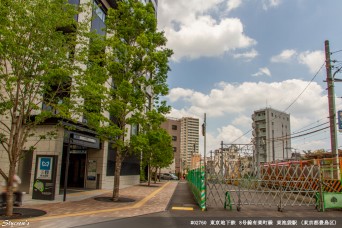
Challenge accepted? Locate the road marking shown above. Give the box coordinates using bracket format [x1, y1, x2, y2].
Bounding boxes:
[25, 182, 171, 222]
[171, 206, 193, 211]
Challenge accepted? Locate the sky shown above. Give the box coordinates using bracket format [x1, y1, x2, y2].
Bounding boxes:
[157, 0, 342, 155]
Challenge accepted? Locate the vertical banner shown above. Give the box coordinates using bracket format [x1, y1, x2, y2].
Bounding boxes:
[338, 111, 342, 132]
[32, 155, 58, 200]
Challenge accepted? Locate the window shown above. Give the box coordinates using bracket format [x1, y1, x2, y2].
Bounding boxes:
[173, 147, 177, 152]
[145, 94, 151, 112]
[172, 125, 177, 130]
[69, 0, 80, 5]
[93, 0, 106, 22]
[131, 124, 139, 136]
[106, 144, 140, 176]
[91, 0, 106, 36]
[172, 136, 177, 141]
[42, 77, 71, 114]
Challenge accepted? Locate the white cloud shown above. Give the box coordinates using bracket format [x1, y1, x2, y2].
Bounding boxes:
[233, 49, 258, 61]
[167, 88, 194, 102]
[227, 0, 242, 12]
[168, 79, 330, 119]
[270, 49, 325, 74]
[166, 79, 340, 151]
[262, 0, 282, 10]
[217, 125, 250, 144]
[232, 115, 252, 128]
[298, 50, 325, 74]
[271, 49, 297, 63]
[167, 107, 200, 120]
[158, 0, 256, 61]
[252, 67, 271, 77]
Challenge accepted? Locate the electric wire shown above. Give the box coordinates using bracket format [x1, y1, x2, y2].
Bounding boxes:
[228, 61, 326, 145]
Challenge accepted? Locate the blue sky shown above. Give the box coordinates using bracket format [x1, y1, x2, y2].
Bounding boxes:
[157, 0, 342, 154]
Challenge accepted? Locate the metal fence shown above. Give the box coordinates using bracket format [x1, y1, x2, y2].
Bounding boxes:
[206, 147, 325, 212]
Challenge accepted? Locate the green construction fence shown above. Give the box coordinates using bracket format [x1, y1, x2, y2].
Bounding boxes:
[187, 167, 206, 211]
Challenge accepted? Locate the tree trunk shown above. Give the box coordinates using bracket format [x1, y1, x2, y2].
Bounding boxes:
[158, 168, 161, 182]
[153, 167, 157, 184]
[5, 165, 15, 216]
[112, 149, 122, 201]
[147, 164, 151, 186]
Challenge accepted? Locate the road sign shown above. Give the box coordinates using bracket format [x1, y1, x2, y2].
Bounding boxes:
[338, 111, 342, 131]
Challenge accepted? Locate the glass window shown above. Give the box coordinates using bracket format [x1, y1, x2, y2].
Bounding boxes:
[172, 125, 177, 130]
[93, 0, 106, 22]
[91, 0, 106, 36]
[131, 124, 139, 136]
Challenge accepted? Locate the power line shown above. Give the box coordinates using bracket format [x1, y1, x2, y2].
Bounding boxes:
[292, 121, 329, 135]
[291, 117, 327, 133]
[228, 61, 326, 146]
[263, 126, 329, 143]
[331, 49, 342, 54]
[283, 62, 325, 113]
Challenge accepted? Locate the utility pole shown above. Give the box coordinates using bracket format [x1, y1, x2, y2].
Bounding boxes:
[203, 113, 207, 169]
[325, 40, 339, 178]
[221, 141, 224, 176]
[203, 113, 207, 210]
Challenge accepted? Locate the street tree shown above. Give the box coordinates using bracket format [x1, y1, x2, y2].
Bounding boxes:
[100, 0, 173, 200]
[0, 0, 94, 216]
[132, 109, 174, 186]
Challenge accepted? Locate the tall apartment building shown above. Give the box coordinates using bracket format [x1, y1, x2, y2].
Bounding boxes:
[180, 117, 199, 171]
[0, 0, 158, 199]
[160, 118, 181, 174]
[252, 108, 291, 163]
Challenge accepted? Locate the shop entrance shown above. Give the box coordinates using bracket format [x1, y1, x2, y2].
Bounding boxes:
[60, 145, 87, 189]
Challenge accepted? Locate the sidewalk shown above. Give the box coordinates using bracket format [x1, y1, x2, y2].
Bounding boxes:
[1, 181, 178, 228]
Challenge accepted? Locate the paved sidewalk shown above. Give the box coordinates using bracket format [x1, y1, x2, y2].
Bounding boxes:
[1, 181, 178, 228]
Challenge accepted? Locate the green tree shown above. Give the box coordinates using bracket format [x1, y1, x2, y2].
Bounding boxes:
[0, 0, 93, 216]
[132, 109, 174, 186]
[97, 0, 173, 200]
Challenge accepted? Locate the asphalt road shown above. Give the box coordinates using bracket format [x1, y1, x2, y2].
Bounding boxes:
[76, 181, 342, 228]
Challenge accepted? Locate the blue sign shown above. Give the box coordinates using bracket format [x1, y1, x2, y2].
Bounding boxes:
[40, 157, 51, 170]
[338, 111, 342, 131]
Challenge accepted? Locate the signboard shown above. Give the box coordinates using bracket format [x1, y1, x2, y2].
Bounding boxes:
[87, 160, 97, 181]
[36, 157, 53, 180]
[338, 111, 342, 132]
[32, 155, 58, 200]
[64, 131, 100, 149]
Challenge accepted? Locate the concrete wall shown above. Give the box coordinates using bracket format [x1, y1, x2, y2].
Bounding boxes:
[26, 126, 65, 195]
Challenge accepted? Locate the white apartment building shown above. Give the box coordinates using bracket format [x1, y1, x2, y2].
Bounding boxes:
[180, 117, 199, 171]
[252, 108, 291, 163]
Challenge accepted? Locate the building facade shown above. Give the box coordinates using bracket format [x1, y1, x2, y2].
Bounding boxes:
[252, 108, 291, 163]
[160, 118, 181, 175]
[0, 0, 158, 199]
[180, 117, 199, 171]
